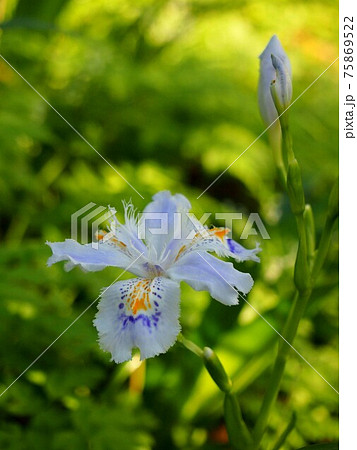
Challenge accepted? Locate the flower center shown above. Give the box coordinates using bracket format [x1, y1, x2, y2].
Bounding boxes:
[143, 262, 166, 278]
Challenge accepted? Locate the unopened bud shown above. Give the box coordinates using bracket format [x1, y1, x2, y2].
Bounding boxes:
[258, 35, 292, 126]
[270, 53, 293, 114]
[203, 347, 232, 393]
[304, 204, 316, 268]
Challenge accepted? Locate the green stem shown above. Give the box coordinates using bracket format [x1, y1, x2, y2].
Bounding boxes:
[252, 211, 336, 447]
[311, 216, 336, 284]
[252, 290, 310, 446]
[277, 163, 287, 190]
[177, 333, 203, 358]
[177, 335, 252, 449]
[271, 412, 297, 450]
[295, 213, 305, 240]
[268, 128, 287, 189]
[293, 212, 311, 294]
[281, 116, 294, 165]
[312, 178, 338, 283]
[258, 79, 338, 450]
[225, 392, 254, 449]
[253, 110, 308, 447]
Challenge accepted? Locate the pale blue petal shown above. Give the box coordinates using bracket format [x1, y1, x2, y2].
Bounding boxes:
[117, 202, 148, 255]
[93, 277, 181, 363]
[46, 239, 146, 276]
[259, 35, 292, 126]
[142, 191, 191, 260]
[167, 251, 253, 305]
[172, 227, 261, 264]
[226, 239, 261, 262]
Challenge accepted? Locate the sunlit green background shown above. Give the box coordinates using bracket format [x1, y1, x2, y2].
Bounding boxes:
[0, 0, 338, 448]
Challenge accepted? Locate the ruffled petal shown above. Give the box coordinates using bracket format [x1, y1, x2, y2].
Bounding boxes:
[46, 239, 147, 276]
[173, 227, 261, 263]
[93, 276, 181, 363]
[112, 203, 148, 255]
[226, 239, 261, 262]
[140, 191, 261, 268]
[167, 251, 253, 305]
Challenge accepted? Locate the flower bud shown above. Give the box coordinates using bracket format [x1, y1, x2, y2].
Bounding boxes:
[258, 35, 292, 125]
[287, 159, 305, 216]
[303, 204, 316, 268]
[203, 347, 232, 393]
[270, 54, 293, 114]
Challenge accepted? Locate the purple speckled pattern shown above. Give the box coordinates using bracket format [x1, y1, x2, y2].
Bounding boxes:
[227, 238, 239, 254]
[116, 277, 165, 333]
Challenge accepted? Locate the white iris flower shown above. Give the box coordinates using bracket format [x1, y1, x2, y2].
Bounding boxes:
[47, 191, 260, 363]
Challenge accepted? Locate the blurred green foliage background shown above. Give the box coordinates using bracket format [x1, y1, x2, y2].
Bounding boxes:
[0, 0, 338, 448]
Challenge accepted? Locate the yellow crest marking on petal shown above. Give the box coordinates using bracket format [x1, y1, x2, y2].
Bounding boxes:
[175, 245, 186, 261]
[126, 279, 153, 315]
[210, 227, 230, 241]
[96, 230, 107, 240]
[111, 237, 127, 248]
